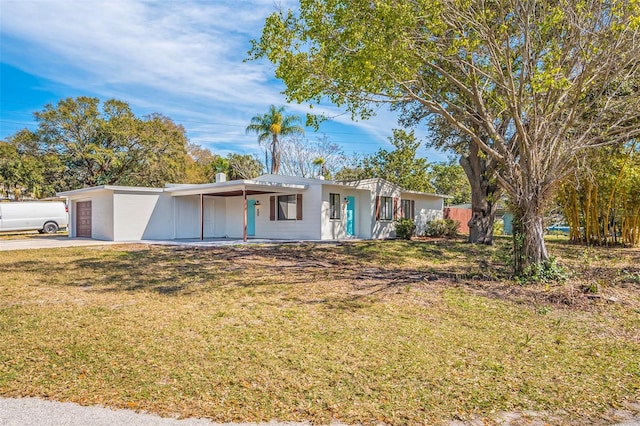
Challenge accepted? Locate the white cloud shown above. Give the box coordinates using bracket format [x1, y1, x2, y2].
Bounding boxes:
[0, 0, 448, 161]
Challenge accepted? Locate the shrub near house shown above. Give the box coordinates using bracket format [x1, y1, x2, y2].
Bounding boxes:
[424, 219, 460, 237]
[395, 218, 416, 239]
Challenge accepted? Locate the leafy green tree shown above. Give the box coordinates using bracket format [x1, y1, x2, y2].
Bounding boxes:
[361, 129, 432, 192]
[0, 142, 20, 198]
[20, 97, 188, 190]
[184, 146, 264, 183]
[251, 0, 640, 269]
[211, 156, 230, 177]
[245, 105, 304, 174]
[1, 131, 60, 198]
[429, 159, 471, 206]
[184, 143, 218, 183]
[334, 165, 368, 181]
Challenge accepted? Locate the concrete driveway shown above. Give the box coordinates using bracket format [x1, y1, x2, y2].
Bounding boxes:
[0, 237, 291, 251]
[0, 237, 119, 251]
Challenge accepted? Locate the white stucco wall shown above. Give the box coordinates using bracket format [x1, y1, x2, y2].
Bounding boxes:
[145, 195, 220, 239]
[410, 194, 444, 236]
[174, 195, 200, 238]
[203, 197, 216, 238]
[320, 185, 369, 240]
[258, 187, 320, 240]
[223, 196, 246, 238]
[354, 180, 402, 239]
[211, 197, 226, 237]
[112, 192, 173, 241]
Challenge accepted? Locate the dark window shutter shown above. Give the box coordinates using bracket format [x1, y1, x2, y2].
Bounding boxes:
[375, 196, 381, 220]
[411, 200, 415, 218]
[270, 196, 275, 221]
[393, 197, 399, 219]
[296, 194, 303, 220]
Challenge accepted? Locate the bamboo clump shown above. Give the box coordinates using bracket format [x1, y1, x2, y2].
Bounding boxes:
[559, 143, 639, 246]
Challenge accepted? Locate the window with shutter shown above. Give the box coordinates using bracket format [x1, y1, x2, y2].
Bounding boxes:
[277, 195, 296, 220]
[269, 196, 275, 221]
[378, 196, 393, 221]
[329, 193, 340, 219]
[402, 199, 416, 219]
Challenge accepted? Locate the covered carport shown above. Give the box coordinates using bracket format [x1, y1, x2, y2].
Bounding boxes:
[164, 180, 307, 242]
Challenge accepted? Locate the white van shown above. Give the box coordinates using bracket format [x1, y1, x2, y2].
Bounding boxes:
[0, 201, 68, 234]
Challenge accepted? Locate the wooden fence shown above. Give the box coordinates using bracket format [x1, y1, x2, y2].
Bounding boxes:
[443, 207, 472, 234]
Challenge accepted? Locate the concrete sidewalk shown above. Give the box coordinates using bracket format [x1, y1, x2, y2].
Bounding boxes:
[1, 397, 638, 426]
[0, 237, 119, 251]
[0, 397, 310, 426]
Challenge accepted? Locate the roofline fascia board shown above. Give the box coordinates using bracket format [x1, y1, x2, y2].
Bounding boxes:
[401, 190, 452, 199]
[339, 178, 450, 198]
[57, 185, 164, 197]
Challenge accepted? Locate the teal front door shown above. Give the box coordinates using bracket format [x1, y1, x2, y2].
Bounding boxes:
[346, 196, 355, 236]
[247, 199, 256, 236]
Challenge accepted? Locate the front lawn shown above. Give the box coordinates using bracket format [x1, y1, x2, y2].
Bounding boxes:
[0, 239, 638, 424]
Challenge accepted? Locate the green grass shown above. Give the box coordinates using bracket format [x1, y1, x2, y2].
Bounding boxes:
[0, 240, 639, 424]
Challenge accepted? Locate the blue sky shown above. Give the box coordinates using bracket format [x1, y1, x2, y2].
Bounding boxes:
[0, 0, 448, 162]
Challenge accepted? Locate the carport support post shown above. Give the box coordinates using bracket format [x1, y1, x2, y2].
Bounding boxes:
[243, 187, 247, 242]
[200, 193, 204, 241]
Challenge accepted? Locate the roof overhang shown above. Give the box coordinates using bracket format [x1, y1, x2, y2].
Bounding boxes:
[57, 185, 164, 197]
[401, 189, 451, 199]
[164, 180, 308, 197]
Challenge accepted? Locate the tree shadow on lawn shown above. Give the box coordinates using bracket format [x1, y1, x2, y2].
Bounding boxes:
[8, 241, 634, 310]
[3, 247, 244, 295]
[4, 240, 508, 295]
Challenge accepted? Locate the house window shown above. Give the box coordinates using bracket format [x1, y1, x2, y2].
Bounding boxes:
[402, 199, 415, 219]
[270, 194, 303, 221]
[379, 196, 393, 221]
[278, 194, 297, 220]
[329, 193, 341, 220]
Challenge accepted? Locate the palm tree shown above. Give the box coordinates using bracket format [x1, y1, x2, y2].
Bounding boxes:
[312, 157, 326, 178]
[245, 105, 304, 174]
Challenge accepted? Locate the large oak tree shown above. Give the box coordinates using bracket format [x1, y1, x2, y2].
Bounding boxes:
[251, 0, 640, 269]
[9, 97, 188, 191]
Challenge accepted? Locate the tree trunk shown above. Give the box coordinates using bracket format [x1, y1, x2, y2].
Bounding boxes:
[468, 186, 498, 245]
[512, 203, 550, 274]
[460, 144, 500, 245]
[271, 134, 279, 174]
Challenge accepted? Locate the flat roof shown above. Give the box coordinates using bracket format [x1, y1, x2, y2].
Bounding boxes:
[401, 189, 451, 198]
[58, 185, 164, 196]
[164, 180, 308, 197]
